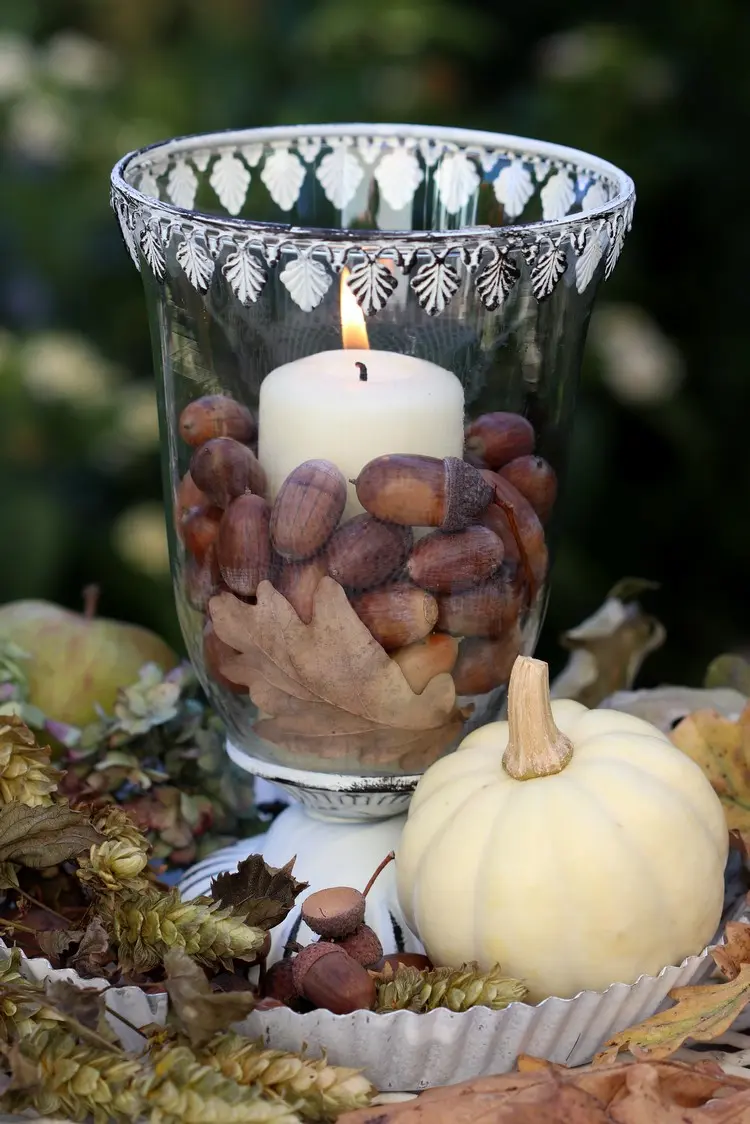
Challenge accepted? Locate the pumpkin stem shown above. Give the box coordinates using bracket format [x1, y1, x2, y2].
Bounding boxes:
[502, 656, 574, 780]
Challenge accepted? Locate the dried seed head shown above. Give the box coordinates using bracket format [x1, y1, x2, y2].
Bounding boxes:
[301, 886, 366, 939]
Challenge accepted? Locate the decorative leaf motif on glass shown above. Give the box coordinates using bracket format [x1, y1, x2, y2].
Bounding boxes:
[575, 224, 608, 293]
[582, 180, 609, 211]
[475, 247, 520, 310]
[261, 148, 306, 212]
[347, 257, 398, 316]
[419, 138, 443, 167]
[297, 137, 323, 164]
[374, 147, 423, 211]
[528, 238, 569, 299]
[115, 201, 140, 271]
[167, 159, 198, 209]
[241, 143, 264, 167]
[605, 215, 626, 278]
[192, 149, 212, 172]
[356, 136, 382, 165]
[477, 148, 500, 173]
[209, 152, 251, 216]
[316, 146, 364, 209]
[140, 225, 165, 281]
[138, 169, 160, 200]
[279, 251, 332, 312]
[176, 233, 214, 292]
[493, 159, 534, 220]
[541, 170, 576, 221]
[434, 151, 480, 214]
[223, 245, 267, 305]
[534, 159, 552, 183]
[410, 255, 460, 316]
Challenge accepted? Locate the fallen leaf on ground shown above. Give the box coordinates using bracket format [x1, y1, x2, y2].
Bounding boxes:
[0, 802, 102, 867]
[550, 578, 665, 708]
[596, 962, 750, 1062]
[209, 580, 463, 765]
[711, 919, 750, 980]
[163, 946, 257, 1048]
[670, 705, 750, 832]
[210, 853, 307, 930]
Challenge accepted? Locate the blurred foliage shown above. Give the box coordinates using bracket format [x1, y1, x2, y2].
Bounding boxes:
[0, 0, 748, 685]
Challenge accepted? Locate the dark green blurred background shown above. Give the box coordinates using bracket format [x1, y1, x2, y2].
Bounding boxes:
[1, 0, 747, 685]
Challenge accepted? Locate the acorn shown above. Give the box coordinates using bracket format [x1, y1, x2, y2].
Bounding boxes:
[406, 525, 504, 593]
[262, 958, 299, 1007]
[190, 437, 266, 508]
[391, 633, 459, 693]
[216, 492, 271, 597]
[350, 583, 438, 651]
[354, 455, 493, 532]
[464, 412, 535, 470]
[182, 505, 223, 562]
[482, 501, 521, 565]
[179, 394, 256, 447]
[371, 953, 433, 974]
[203, 620, 244, 693]
[334, 924, 383, 968]
[175, 471, 208, 540]
[437, 569, 523, 638]
[185, 544, 222, 611]
[481, 471, 549, 591]
[292, 942, 376, 1014]
[451, 626, 523, 695]
[270, 460, 347, 561]
[275, 554, 328, 623]
[499, 454, 558, 524]
[327, 515, 412, 590]
[302, 886, 366, 939]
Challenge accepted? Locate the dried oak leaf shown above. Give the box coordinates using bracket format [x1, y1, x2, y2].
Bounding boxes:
[69, 917, 117, 980]
[0, 861, 19, 889]
[163, 946, 257, 1048]
[596, 962, 750, 1062]
[209, 580, 462, 764]
[670, 705, 750, 832]
[710, 919, 750, 980]
[36, 929, 84, 965]
[210, 853, 307, 930]
[0, 802, 102, 868]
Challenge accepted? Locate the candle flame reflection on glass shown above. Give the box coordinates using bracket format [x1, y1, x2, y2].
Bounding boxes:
[340, 268, 370, 351]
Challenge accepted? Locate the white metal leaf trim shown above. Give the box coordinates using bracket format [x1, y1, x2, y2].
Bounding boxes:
[374, 147, 423, 211]
[356, 136, 382, 165]
[223, 245, 267, 305]
[528, 239, 569, 300]
[347, 257, 398, 316]
[605, 215, 626, 279]
[279, 251, 332, 312]
[297, 137, 323, 164]
[476, 248, 520, 310]
[261, 148, 306, 212]
[582, 179, 609, 212]
[167, 160, 198, 209]
[316, 146, 364, 209]
[138, 169, 160, 199]
[435, 151, 480, 214]
[241, 143, 264, 167]
[140, 225, 165, 281]
[210, 152, 251, 217]
[410, 255, 460, 316]
[176, 233, 214, 292]
[541, 170, 576, 221]
[575, 224, 608, 294]
[116, 201, 140, 271]
[494, 160, 534, 220]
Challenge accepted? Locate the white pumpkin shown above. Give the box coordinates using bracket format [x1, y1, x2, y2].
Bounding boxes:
[396, 656, 728, 1002]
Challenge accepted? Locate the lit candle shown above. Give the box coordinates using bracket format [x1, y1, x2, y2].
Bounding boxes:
[258, 272, 466, 520]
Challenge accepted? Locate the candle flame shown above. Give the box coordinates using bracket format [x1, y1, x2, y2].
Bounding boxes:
[340, 269, 369, 350]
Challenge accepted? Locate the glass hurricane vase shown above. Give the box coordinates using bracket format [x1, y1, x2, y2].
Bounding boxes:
[111, 124, 634, 816]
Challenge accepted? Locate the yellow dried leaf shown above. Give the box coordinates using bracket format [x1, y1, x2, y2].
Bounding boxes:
[596, 962, 750, 1063]
[711, 919, 750, 980]
[670, 705, 750, 831]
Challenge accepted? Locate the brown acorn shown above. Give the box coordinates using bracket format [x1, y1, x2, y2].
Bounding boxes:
[437, 569, 523, 638]
[391, 633, 459, 693]
[464, 412, 535, 470]
[216, 492, 271, 597]
[327, 515, 413, 590]
[179, 394, 256, 447]
[175, 471, 208, 540]
[202, 620, 244, 693]
[292, 943, 376, 1014]
[371, 953, 433, 974]
[500, 454, 558, 524]
[270, 460, 347, 561]
[182, 505, 223, 562]
[275, 554, 328, 624]
[351, 583, 438, 651]
[335, 924, 383, 968]
[302, 886, 366, 939]
[355, 455, 493, 532]
[481, 470, 549, 592]
[262, 959, 298, 1007]
[190, 437, 266, 508]
[185, 544, 222, 611]
[451, 625, 523, 695]
[406, 525, 504, 593]
[482, 501, 521, 565]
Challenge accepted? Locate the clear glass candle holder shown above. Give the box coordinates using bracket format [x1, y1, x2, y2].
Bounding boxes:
[111, 124, 634, 789]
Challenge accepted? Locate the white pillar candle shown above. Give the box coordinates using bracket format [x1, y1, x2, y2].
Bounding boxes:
[258, 349, 465, 521]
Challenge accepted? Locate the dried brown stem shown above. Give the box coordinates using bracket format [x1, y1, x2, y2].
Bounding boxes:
[363, 851, 395, 899]
[503, 657, 573, 781]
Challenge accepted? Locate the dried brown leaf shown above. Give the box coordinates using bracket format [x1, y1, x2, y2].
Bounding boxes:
[0, 802, 102, 867]
[69, 917, 116, 980]
[710, 919, 750, 979]
[163, 946, 257, 1048]
[209, 580, 461, 762]
[36, 929, 84, 964]
[210, 854, 307, 930]
[671, 706, 750, 832]
[0, 861, 19, 890]
[43, 978, 107, 1033]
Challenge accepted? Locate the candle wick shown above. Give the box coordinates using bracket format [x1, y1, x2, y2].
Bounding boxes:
[355, 361, 368, 382]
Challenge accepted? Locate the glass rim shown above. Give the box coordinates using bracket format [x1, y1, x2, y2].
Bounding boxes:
[111, 121, 635, 244]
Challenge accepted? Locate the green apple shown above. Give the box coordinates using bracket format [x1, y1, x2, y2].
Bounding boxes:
[0, 589, 179, 727]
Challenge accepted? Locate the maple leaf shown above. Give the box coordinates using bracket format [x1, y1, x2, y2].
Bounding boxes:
[670, 705, 750, 833]
[711, 919, 750, 980]
[209, 580, 463, 768]
[163, 947, 257, 1049]
[0, 802, 102, 867]
[210, 854, 307, 930]
[596, 962, 750, 1063]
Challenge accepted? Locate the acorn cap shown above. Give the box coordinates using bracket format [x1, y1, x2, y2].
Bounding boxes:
[291, 941, 346, 992]
[335, 924, 383, 968]
[301, 886, 366, 939]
